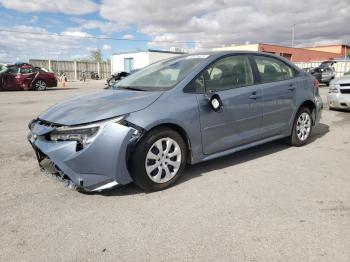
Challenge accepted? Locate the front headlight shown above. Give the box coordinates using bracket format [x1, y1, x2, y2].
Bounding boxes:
[48, 116, 125, 147]
[328, 86, 339, 93]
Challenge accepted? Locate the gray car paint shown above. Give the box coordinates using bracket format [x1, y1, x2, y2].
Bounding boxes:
[28, 51, 323, 191]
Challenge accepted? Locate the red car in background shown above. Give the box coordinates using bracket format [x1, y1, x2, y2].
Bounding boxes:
[0, 63, 57, 91]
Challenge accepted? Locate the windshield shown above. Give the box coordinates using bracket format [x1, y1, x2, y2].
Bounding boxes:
[114, 55, 209, 91]
[0, 65, 7, 74]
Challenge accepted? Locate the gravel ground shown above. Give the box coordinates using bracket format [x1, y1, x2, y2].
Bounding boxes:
[0, 80, 349, 262]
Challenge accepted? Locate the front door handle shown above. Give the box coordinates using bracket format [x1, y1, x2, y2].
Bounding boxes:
[288, 84, 296, 91]
[249, 91, 261, 100]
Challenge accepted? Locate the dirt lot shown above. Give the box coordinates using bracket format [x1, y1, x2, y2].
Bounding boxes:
[0, 80, 349, 262]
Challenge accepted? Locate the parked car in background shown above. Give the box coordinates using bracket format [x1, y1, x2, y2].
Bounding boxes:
[0, 63, 57, 91]
[28, 51, 323, 192]
[328, 74, 350, 110]
[106, 71, 130, 87]
[90, 71, 100, 80]
[304, 61, 336, 86]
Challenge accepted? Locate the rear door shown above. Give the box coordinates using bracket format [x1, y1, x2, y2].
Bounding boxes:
[195, 55, 264, 155]
[252, 55, 298, 138]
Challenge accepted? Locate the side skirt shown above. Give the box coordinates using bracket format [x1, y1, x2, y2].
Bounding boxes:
[200, 134, 287, 163]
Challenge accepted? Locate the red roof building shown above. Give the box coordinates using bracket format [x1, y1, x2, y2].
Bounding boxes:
[213, 43, 346, 62]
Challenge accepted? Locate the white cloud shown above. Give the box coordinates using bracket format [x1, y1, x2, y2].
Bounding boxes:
[100, 0, 350, 49]
[122, 34, 134, 40]
[0, 0, 98, 15]
[0, 25, 90, 62]
[102, 44, 112, 50]
[70, 18, 127, 33]
[62, 30, 92, 38]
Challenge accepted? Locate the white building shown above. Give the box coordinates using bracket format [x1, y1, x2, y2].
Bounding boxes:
[110, 49, 185, 73]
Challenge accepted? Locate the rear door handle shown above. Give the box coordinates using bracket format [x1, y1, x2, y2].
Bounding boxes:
[249, 91, 261, 100]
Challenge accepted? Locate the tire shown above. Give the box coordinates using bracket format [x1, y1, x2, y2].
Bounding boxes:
[107, 78, 116, 87]
[287, 107, 313, 146]
[33, 80, 47, 91]
[130, 127, 187, 191]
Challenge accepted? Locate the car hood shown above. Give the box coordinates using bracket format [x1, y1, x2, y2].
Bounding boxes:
[39, 89, 163, 125]
[332, 74, 350, 85]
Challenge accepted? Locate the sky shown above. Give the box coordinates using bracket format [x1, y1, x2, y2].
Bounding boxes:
[0, 0, 349, 63]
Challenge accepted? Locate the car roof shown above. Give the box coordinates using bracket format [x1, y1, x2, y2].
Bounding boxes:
[181, 51, 298, 69]
[182, 51, 295, 63]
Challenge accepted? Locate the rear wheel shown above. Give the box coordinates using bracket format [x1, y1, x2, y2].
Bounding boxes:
[33, 80, 47, 91]
[287, 107, 313, 146]
[130, 127, 187, 191]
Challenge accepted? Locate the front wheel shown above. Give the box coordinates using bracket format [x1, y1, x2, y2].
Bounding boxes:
[33, 80, 47, 91]
[287, 107, 313, 146]
[130, 127, 187, 191]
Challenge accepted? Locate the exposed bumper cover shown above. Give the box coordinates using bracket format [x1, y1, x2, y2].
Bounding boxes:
[28, 121, 135, 192]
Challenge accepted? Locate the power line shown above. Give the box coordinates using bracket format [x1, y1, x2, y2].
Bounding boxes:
[1, 28, 346, 48]
[0, 29, 209, 44]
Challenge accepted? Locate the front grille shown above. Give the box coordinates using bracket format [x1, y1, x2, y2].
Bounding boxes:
[340, 83, 350, 87]
[340, 89, 350, 94]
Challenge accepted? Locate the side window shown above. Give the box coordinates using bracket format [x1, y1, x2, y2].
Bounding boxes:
[203, 55, 253, 92]
[279, 62, 294, 80]
[254, 56, 295, 83]
[6, 66, 19, 74]
[19, 67, 33, 74]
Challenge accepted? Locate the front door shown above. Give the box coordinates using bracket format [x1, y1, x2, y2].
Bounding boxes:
[196, 55, 263, 155]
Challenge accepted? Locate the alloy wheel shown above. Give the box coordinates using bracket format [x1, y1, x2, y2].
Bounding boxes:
[35, 80, 47, 91]
[296, 112, 311, 141]
[145, 137, 182, 183]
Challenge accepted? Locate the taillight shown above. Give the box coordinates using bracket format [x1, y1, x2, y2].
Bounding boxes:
[314, 79, 319, 88]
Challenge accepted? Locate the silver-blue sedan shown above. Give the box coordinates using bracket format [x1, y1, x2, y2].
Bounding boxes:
[28, 51, 323, 192]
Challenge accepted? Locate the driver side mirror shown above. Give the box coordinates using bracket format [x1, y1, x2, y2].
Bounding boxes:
[209, 93, 223, 112]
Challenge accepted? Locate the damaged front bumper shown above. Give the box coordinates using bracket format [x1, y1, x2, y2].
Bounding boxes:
[28, 119, 140, 192]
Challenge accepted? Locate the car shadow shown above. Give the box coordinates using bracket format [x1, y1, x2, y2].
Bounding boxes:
[46, 87, 78, 91]
[329, 108, 350, 113]
[309, 123, 330, 142]
[0, 87, 78, 92]
[95, 123, 330, 197]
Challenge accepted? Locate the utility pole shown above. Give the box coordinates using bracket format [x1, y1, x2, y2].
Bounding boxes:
[291, 24, 296, 48]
